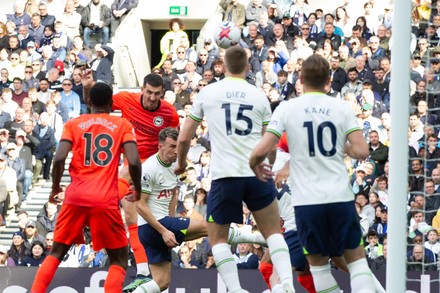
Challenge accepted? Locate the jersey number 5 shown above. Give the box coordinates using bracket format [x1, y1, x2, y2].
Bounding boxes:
[303, 121, 337, 157]
[83, 133, 114, 166]
[221, 103, 253, 136]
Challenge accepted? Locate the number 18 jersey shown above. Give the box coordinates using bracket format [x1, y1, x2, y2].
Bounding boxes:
[266, 93, 361, 206]
[61, 113, 136, 209]
[189, 77, 272, 180]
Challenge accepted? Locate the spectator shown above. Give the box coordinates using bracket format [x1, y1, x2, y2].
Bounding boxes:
[24, 219, 45, 250]
[341, 67, 363, 99]
[158, 18, 188, 67]
[179, 194, 204, 221]
[172, 244, 199, 269]
[47, 67, 62, 92]
[5, 142, 25, 210]
[180, 60, 202, 93]
[70, 35, 92, 64]
[356, 193, 375, 227]
[271, 69, 294, 100]
[371, 244, 387, 270]
[8, 52, 25, 80]
[365, 229, 384, 263]
[317, 22, 341, 51]
[407, 244, 437, 271]
[424, 229, 440, 260]
[0, 99, 11, 129]
[37, 202, 58, 237]
[32, 112, 55, 181]
[11, 78, 27, 106]
[20, 240, 46, 267]
[15, 130, 33, 200]
[245, 0, 266, 25]
[0, 245, 15, 267]
[36, 77, 51, 103]
[51, 36, 66, 62]
[60, 78, 80, 119]
[49, 91, 69, 124]
[233, 243, 259, 269]
[195, 49, 212, 76]
[5, 106, 25, 138]
[219, 0, 246, 28]
[372, 205, 388, 243]
[7, 0, 32, 28]
[27, 13, 44, 46]
[7, 231, 27, 265]
[0, 152, 18, 210]
[58, 0, 82, 41]
[44, 231, 54, 253]
[38, 3, 55, 28]
[90, 44, 114, 85]
[194, 188, 207, 219]
[330, 56, 347, 93]
[110, 0, 139, 37]
[81, 0, 111, 48]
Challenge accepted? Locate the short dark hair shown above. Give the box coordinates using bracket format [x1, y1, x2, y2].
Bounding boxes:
[143, 73, 164, 88]
[89, 82, 113, 107]
[158, 127, 179, 143]
[347, 67, 358, 74]
[224, 46, 248, 74]
[301, 54, 330, 90]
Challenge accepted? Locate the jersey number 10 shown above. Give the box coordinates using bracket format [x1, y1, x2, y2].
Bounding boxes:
[303, 121, 337, 157]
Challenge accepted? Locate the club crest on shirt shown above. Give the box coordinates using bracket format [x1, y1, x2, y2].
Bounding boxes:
[154, 116, 164, 126]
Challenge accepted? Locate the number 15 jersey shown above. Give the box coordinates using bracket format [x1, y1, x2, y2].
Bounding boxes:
[189, 77, 272, 180]
[266, 93, 361, 206]
[61, 113, 136, 209]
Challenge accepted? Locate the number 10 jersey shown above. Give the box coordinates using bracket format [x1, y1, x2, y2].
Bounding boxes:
[266, 93, 361, 206]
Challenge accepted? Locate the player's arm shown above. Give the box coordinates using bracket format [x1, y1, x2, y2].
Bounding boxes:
[345, 129, 369, 160]
[50, 140, 71, 203]
[81, 69, 96, 108]
[175, 117, 200, 175]
[249, 131, 279, 181]
[262, 125, 277, 164]
[274, 159, 290, 189]
[136, 192, 179, 248]
[123, 142, 142, 199]
[168, 187, 178, 217]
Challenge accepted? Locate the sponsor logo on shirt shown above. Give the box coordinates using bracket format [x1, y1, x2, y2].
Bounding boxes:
[154, 116, 164, 126]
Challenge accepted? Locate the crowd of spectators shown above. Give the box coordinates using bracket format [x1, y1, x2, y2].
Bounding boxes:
[154, 0, 440, 273]
[2, 0, 440, 275]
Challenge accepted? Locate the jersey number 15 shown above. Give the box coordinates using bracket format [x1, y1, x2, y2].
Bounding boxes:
[221, 103, 254, 136]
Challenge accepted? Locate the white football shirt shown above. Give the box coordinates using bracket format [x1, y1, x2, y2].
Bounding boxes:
[190, 77, 272, 180]
[267, 92, 361, 206]
[138, 154, 179, 226]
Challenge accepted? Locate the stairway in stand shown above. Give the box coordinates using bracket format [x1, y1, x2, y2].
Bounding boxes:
[0, 154, 72, 247]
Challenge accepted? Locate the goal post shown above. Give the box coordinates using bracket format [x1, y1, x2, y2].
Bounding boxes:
[387, 0, 412, 292]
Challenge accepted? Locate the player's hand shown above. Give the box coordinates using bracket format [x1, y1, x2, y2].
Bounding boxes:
[274, 162, 290, 189]
[174, 161, 188, 175]
[124, 187, 139, 202]
[49, 186, 63, 204]
[81, 68, 94, 88]
[252, 162, 274, 182]
[162, 230, 179, 248]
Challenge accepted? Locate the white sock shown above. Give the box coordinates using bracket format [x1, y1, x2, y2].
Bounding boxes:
[227, 226, 266, 245]
[137, 262, 151, 277]
[271, 284, 283, 293]
[132, 279, 160, 293]
[266, 233, 294, 291]
[212, 243, 242, 292]
[347, 258, 375, 293]
[309, 263, 339, 293]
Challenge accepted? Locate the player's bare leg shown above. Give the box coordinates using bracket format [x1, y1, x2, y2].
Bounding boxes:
[252, 199, 295, 292]
[118, 167, 152, 293]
